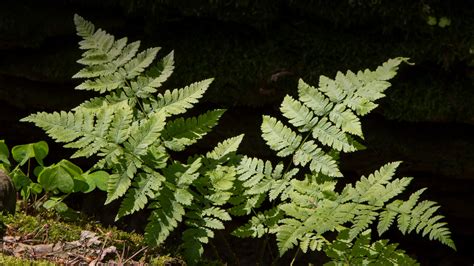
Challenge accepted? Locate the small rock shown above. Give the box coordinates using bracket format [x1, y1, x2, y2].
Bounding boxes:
[32, 243, 54, 254]
[0, 170, 16, 214]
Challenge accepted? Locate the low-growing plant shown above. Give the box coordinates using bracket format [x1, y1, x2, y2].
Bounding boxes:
[0, 140, 108, 214]
[22, 15, 245, 264]
[231, 58, 455, 264]
[20, 14, 456, 265]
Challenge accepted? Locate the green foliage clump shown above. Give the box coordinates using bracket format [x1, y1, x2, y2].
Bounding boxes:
[232, 57, 455, 263]
[324, 229, 418, 265]
[0, 139, 108, 214]
[22, 15, 244, 265]
[20, 14, 456, 265]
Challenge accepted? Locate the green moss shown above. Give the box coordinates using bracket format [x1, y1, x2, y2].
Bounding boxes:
[0, 255, 55, 266]
[0, 211, 163, 263]
[150, 255, 186, 265]
[0, 211, 81, 242]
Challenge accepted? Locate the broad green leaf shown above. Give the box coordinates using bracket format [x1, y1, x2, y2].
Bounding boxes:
[11, 141, 49, 166]
[38, 164, 75, 193]
[72, 174, 91, 193]
[10, 169, 31, 189]
[0, 140, 10, 168]
[29, 183, 43, 194]
[57, 159, 83, 177]
[33, 166, 44, 177]
[86, 171, 109, 191]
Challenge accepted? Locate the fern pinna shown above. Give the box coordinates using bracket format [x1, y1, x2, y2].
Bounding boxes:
[22, 15, 243, 264]
[233, 58, 455, 263]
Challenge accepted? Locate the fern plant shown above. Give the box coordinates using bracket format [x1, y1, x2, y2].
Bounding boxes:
[22, 15, 244, 264]
[232, 58, 455, 263]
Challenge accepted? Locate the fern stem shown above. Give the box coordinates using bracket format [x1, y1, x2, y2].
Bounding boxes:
[290, 248, 299, 266]
[124, 79, 149, 118]
[281, 121, 319, 180]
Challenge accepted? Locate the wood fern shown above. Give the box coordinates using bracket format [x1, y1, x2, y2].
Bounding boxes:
[18, 14, 455, 264]
[233, 57, 455, 263]
[21, 15, 244, 265]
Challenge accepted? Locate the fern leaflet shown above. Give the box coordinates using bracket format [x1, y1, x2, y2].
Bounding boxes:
[116, 171, 164, 220]
[162, 110, 225, 151]
[261, 116, 302, 157]
[154, 79, 213, 116]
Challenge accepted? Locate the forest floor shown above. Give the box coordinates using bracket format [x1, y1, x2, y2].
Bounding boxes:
[0, 210, 184, 265]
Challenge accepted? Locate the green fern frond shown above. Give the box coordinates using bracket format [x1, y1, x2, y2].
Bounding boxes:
[144, 188, 185, 247]
[203, 217, 225, 229]
[73, 62, 118, 78]
[237, 156, 272, 186]
[21, 111, 84, 143]
[294, 140, 342, 177]
[344, 162, 403, 205]
[344, 94, 378, 116]
[182, 228, 208, 266]
[143, 50, 175, 90]
[206, 134, 244, 161]
[312, 117, 356, 152]
[319, 74, 347, 103]
[22, 103, 127, 159]
[261, 116, 302, 157]
[116, 171, 164, 220]
[380, 177, 413, 203]
[202, 206, 232, 222]
[300, 233, 328, 253]
[276, 218, 306, 255]
[298, 79, 333, 116]
[74, 14, 94, 38]
[163, 158, 202, 187]
[207, 165, 236, 192]
[328, 104, 362, 137]
[229, 194, 265, 216]
[94, 103, 116, 138]
[378, 206, 399, 236]
[154, 79, 213, 116]
[75, 73, 125, 93]
[268, 168, 298, 201]
[175, 188, 193, 206]
[181, 206, 232, 265]
[123, 47, 160, 79]
[324, 229, 418, 265]
[280, 95, 316, 132]
[232, 208, 283, 238]
[105, 160, 136, 204]
[82, 37, 128, 64]
[349, 205, 379, 240]
[108, 103, 133, 144]
[237, 156, 298, 201]
[389, 189, 456, 250]
[124, 111, 166, 156]
[373, 57, 412, 81]
[162, 110, 225, 152]
[78, 29, 114, 52]
[128, 54, 174, 98]
[113, 41, 141, 68]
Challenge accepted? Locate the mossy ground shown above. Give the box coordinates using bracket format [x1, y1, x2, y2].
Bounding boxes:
[0, 211, 184, 265]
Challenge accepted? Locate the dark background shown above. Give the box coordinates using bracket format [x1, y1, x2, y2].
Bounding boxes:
[0, 0, 473, 265]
